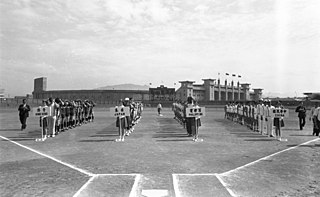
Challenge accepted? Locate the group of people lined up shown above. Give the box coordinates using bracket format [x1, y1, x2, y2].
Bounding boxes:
[172, 95, 202, 141]
[225, 100, 320, 140]
[115, 98, 143, 142]
[225, 100, 286, 141]
[40, 98, 95, 140]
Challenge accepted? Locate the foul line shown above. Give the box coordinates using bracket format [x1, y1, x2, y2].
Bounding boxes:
[0, 135, 94, 176]
[2, 134, 319, 197]
[1, 135, 143, 197]
[173, 137, 320, 197]
[220, 137, 320, 176]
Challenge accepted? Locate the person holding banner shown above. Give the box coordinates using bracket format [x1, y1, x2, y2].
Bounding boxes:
[273, 101, 286, 141]
[123, 98, 133, 135]
[115, 100, 128, 142]
[185, 101, 203, 141]
[18, 99, 30, 131]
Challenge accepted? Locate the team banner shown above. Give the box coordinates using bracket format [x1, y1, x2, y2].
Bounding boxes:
[32, 106, 51, 117]
[185, 107, 206, 117]
[269, 108, 289, 118]
[110, 106, 130, 117]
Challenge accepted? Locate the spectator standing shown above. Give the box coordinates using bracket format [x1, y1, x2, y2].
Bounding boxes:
[310, 101, 320, 136]
[157, 103, 163, 116]
[295, 101, 307, 130]
[18, 99, 30, 130]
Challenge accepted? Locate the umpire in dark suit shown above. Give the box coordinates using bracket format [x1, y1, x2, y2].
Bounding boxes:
[18, 99, 31, 130]
[295, 101, 307, 130]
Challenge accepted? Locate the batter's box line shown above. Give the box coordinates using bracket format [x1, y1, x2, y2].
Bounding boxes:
[0, 135, 141, 197]
[172, 138, 320, 197]
[172, 173, 237, 197]
[173, 138, 320, 197]
[73, 174, 142, 197]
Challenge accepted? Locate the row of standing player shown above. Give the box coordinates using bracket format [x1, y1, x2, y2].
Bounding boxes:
[305, 101, 320, 136]
[40, 97, 95, 140]
[172, 97, 202, 142]
[225, 100, 286, 141]
[115, 98, 143, 142]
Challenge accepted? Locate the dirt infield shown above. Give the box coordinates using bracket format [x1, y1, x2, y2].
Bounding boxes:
[0, 107, 319, 197]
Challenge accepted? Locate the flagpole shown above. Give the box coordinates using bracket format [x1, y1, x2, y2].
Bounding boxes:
[225, 73, 230, 86]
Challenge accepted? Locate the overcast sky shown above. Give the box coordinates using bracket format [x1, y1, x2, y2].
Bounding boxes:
[0, 0, 319, 97]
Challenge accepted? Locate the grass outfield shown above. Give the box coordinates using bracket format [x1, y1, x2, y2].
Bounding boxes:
[0, 107, 319, 197]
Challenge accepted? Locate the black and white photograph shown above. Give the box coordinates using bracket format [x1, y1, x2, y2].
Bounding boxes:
[1, 0, 319, 196]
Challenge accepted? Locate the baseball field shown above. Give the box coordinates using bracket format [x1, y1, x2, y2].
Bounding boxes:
[0, 107, 319, 197]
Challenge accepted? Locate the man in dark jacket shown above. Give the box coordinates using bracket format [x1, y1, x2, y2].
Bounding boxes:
[18, 99, 31, 130]
[295, 101, 307, 130]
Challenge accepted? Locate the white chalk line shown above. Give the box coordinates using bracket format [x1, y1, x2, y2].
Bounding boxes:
[73, 176, 96, 197]
[215, 174, 237, 197]
[73, 174, 141, 197]
[220, 137, 320, 176]
[172, 174, 181, 197]
[0, 135, 94, 176]
[2, 134, 319, 197]
[173, 173, 236, 197]
[173, 137, 320, 197]
[216, 137, 320, 197]
[129, 174, 142, 197]
[0, 135, 141, 197]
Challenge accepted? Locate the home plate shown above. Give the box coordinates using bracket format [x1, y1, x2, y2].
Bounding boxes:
[141, 189, 168, 197]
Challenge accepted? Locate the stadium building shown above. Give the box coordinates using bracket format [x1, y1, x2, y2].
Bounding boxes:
[32, 77, 262, 105]
[175, 79, 263, 102]
[32, 77, 150, 104]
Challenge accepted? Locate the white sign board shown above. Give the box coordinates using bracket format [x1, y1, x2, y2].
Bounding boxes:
[110, 106, 130, 117]
[32, 106, 51, 117]
[270, 108, 289, 118]
[185, 107, 205, 117]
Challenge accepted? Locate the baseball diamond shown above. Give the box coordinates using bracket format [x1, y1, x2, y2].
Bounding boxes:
[1, 107, 319, 197]
[1, 1, 319, 196]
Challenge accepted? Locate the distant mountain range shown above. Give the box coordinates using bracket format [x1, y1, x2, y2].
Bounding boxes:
[263, 92, 301, 98]
[263, 92, 292, 98]
[96, 83, 150, 90]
